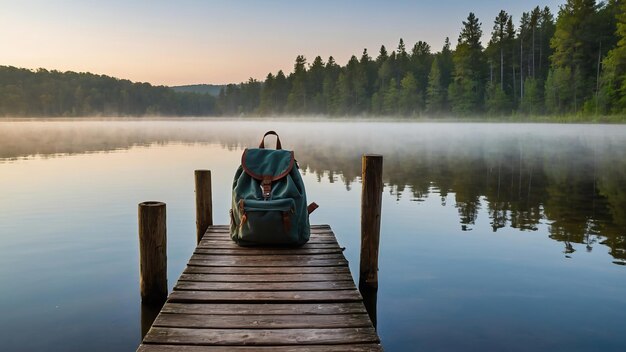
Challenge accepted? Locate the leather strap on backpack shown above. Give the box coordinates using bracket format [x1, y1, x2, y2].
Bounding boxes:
[307, 202, 319, 214]
[259, 131, 282, 149]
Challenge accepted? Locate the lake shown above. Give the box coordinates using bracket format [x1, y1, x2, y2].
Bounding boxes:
[0, 119, 625, 351]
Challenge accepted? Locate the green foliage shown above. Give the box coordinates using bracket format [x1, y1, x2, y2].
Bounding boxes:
[0, 66, 216, 117]
[426, 57, 446, 114]
[399, 73, 421, 115]
[6, 2, 625, 119]
[520, 77, 544, 114]
[171, 84, 224, 96]
[383, 78, 399, 114]
[545, 67, 574, 114]
[449, 13, 487, 114]
[485, 82, 512, 115]
[600, 0, 626, 113]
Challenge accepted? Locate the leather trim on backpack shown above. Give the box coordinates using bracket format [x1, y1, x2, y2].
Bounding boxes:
[241, 149, 295, 181]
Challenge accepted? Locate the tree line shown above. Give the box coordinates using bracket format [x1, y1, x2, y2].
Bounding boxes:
[0, 66, 217, 117]
[219, 0, 626, 117]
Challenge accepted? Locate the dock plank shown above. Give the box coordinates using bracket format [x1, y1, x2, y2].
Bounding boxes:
[178, 273, 354, 282]
[138, 344, 383, 352]
[174, 280, 357, 291]
[143, 327, 379, 345]
[153, 313, 372, 329]
[184, 266, 351, 275]
[139, 225, 382, 351]
[160, 303, 367, 315]
[168, 289, 363, 302]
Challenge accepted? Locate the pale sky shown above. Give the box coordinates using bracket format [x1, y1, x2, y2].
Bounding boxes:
[0, 0, 564, 86]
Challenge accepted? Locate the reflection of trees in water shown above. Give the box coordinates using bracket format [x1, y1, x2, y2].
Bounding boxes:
[1, 120, 625, 263]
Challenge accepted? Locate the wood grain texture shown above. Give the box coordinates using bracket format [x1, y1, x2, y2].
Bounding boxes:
[153, 313, 372, 329]
[160, 303, 367, 315]
[174, 280, 356, 291]
[138, 343, 383, 351]
[138, 201, 167, 304]
[184, 266, 351, 275]
[195, 170, 213, 244]
[143, 327, 379, 345]
[167, 289, 362, 303]
[188, 257, 348, 267]
[197, 242, 341, 250]
[178, 273, 354, 282]
[360, 154, 383, 288]
[194, 247, 343, 255]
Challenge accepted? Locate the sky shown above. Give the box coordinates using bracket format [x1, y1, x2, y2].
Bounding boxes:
[1, 0, 565, 86]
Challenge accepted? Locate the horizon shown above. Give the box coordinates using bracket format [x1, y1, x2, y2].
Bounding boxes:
[1, 0, 564, 86]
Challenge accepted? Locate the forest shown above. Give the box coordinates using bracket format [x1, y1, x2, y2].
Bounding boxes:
[1, 0, 624, 119]
[219, 0, 626, 118]
[0, 66, 217, 117]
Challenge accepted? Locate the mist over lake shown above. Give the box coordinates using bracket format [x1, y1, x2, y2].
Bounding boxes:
[1, 119, 625, 351]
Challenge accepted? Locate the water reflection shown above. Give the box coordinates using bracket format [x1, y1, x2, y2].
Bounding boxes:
[359, 282, 378, 329]
[140, 302, 161, 340]
[1, 119, 625, 264]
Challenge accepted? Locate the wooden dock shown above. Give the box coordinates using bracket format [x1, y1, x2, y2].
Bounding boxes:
[137, 224, 382, 351]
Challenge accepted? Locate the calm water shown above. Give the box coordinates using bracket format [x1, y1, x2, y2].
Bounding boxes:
[1, 119, 625, 351]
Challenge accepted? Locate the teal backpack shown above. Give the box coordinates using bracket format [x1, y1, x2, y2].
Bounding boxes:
[229, 131, 317, 246]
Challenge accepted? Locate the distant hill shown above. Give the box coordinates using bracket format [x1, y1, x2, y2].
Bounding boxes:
[171, 84, 226, 96]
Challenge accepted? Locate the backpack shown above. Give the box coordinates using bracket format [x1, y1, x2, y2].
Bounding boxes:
[229, 131, 317, 246]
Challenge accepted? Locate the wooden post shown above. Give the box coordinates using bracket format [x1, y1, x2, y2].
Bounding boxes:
[138, 201, 167, 305]
[195, 170, 213, 244]
[360, 154, 383, 288]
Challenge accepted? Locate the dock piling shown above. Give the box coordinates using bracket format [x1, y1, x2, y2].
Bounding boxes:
[195, 169, 213, 244]
[138, 201, 167, 305]
[360, 154, 383, 289]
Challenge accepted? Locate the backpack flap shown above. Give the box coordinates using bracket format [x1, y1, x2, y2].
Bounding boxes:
[241, 148, 294, 199]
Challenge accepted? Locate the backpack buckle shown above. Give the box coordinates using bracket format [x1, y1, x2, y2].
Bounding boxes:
[261, 177, 272, 199]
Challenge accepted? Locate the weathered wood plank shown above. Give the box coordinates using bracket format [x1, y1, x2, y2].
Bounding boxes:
[184, 266, 351, 275]
[201, 232, 335, 239]
[138, 343, 383, 351]
[178, 273, 354, 283]
[160, 302, 367, 315]
[153, 313, 372, 329]
[205, 224, 330, 231]
[202, 232, 336, 238]
[192, 253, 345, 261]
[168, 290, 362, 303]
[188, 257, 348, 267]
[194, 248, 343, 255]
[198, 239, 339, 246]
[143, 327, 379, 345]
[174, 280, 356, 291]
[197, 242, 341, 250]
[199, 237, 339, 244]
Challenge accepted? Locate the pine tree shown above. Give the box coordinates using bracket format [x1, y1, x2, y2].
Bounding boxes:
[259, 73, 275, 114]
[383, 78, 399, 114]
[449, 13, 487, 114]
[399, 73, 420, 115]
[600, 0, 626, 112]
[550, 0, 601, 112]
[287, 55, 307, 112]
[426, 57, 445, 114]
[323, 57, 340, 114]
[486, 10, 514, 112]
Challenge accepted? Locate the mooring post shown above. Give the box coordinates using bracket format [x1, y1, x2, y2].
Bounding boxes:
[195, 169, 213, 244]
[138, 201, 167, 305]
[360, 154, 383, 288]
